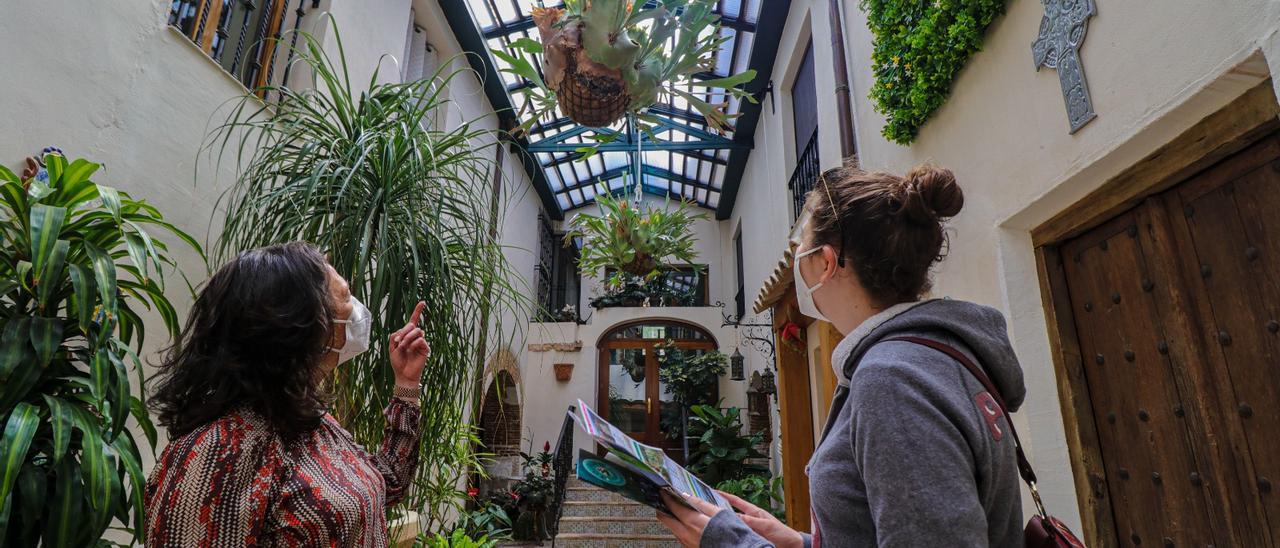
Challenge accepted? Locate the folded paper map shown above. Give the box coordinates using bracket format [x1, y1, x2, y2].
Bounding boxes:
[570, 399, 732, 513]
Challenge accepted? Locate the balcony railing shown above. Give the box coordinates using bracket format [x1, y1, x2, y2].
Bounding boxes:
[169, 0, 316, 96]
[788, 130, 820, 221]
[535, 213, 582, 322]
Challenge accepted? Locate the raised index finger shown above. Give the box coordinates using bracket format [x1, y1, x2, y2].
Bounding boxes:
[408, 301, 426, 328]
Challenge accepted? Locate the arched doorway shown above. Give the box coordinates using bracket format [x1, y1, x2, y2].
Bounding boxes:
[479, 370, 521, 457]
[597, 320, 717, 459]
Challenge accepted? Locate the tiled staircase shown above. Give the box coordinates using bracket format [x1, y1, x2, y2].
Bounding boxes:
[553, 477, 680, 547]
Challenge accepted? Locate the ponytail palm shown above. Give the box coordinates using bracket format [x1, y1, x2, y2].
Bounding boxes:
[205, 25, 529, 529]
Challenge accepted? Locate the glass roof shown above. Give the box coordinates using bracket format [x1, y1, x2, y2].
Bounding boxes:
[462, 0, 764, 212]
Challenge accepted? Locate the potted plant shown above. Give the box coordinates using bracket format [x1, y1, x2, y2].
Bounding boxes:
[553, 362, 574, 382]
[496, 0, 758, 131]
[655, 341, 727, 457]
[687, 403, 767, 486]
[0, 151, 202, 546]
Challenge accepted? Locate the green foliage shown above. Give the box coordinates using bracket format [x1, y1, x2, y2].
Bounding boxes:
[861, 0, 1009, 144]
[0, 153, 202, 546]
[415, 529, 499, 548]
[204, 23, 531, 531]
[687, 404, 766, 486]
[451, 498, 512, 542]
[656, 341, 726, 408]
[587, 271, 698, 309]
[509, 447, 556, 541]
[500, 0, 758, 134]
[565, 190, 704, 286]
[717, 474, 784, 520]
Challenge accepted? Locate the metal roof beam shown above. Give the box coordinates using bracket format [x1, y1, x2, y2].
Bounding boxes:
[438, 0, 565, 220]
[528, 138, 748, 153]
[715, 0, 791, 220]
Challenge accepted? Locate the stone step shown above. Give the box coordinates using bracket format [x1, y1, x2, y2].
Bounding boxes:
[551, 533, 680, 548]
[561, 500, 655, 518]
[558, 516, 671, 536]
[564, 486, 638, 503]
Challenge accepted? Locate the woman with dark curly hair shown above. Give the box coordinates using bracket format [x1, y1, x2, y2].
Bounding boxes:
[144, 241, 431, 547]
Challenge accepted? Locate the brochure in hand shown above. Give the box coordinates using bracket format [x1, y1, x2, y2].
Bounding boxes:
[570, 399, 732, 513]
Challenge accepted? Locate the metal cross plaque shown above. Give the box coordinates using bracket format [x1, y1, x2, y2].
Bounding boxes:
[1032, 0, 1098, 134]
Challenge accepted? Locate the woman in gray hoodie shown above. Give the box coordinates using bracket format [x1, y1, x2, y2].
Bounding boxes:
[658, 163, 1027, 547]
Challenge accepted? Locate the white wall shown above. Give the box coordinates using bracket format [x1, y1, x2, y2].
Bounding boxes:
[723, 0, 1280, 533]
[0, 0, 541, 497]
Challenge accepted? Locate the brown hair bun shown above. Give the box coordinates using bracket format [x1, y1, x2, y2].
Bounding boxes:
[803, 160, 965, 306]
[901, 164, 964, 224]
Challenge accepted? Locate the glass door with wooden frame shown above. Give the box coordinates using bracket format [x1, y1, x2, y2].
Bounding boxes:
[598, 321, 716, 462]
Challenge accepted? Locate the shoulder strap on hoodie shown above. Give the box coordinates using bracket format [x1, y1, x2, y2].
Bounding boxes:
[883, 336, 1039, 488]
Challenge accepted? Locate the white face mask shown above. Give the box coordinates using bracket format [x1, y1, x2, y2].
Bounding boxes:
[328, 296, 372, 365]
[793, 246, 831, 323]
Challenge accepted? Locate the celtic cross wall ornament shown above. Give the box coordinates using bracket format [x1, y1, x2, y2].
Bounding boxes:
[1032, 0, 1098, 133]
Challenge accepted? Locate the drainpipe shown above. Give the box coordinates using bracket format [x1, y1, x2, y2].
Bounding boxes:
[829, 0, 857, 158]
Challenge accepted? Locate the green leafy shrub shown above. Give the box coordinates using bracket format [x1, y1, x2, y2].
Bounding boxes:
[656, 341, 726, 408]
[861, 0, 1009, 144]
[717, 474, 784, 520]
[453, 493, 512, 542]
[415, 529, 499, 548]
[0, 152, 202, 546]
[687, 404, 766, 486]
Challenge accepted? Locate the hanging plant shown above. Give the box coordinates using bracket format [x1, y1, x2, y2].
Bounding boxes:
[861, 0, 1009, 144]
[564, 189, 704, 285]
[494, 0, 758, 133]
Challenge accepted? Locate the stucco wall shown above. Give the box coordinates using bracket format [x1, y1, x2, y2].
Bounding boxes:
[520, 306, 752, 461]
[726, 0, 1280, 533]
[0, 0, 541, 476]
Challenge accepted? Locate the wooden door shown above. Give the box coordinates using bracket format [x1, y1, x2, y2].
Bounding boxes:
[1054, 132, 1280, 546]
[597, 321, 716, 460]
[1162, 133, 1280, 542]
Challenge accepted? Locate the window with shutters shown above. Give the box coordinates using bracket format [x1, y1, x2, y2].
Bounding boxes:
[168, 0, 314, 92]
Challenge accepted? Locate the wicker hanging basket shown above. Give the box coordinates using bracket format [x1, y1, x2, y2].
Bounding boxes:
[535, 10, 632, 128]
[558, 54, 631, 128]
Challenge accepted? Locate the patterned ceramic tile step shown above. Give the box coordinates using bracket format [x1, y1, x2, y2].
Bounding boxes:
[562, 500, 656, 518]
[551, 533, 680, 548]
[558, 516, 671, 536]
[565, 486, 640, 503]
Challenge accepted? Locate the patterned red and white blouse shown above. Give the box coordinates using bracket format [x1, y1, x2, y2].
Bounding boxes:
[145, 398, 421, 547]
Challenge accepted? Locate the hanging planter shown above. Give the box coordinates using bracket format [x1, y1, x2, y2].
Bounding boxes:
[495, 0, 759, 133]
[554, 362, 575, 382]
[565, 190, 704, 286]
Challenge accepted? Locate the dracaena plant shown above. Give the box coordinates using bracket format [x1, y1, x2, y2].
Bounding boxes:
[495, 0, 758, 135]
[206, 23, 530, 531]
[563, 189, 705, 289]
[0, 152, 203, 546]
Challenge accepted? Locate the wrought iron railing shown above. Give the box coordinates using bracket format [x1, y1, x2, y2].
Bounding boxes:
[168, 0, 317, 97]
[547, 406, 576, 546]
[535, 215, 582, 322]
[788, 130, 821, 221]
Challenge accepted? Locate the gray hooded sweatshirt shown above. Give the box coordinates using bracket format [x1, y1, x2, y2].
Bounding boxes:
[702, 299, 1027, 547]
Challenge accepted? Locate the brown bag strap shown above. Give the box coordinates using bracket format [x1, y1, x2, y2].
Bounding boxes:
[884, 336, 1048, 516]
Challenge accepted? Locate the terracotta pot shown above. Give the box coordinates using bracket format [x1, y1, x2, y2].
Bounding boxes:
[553, 362, 574, 382]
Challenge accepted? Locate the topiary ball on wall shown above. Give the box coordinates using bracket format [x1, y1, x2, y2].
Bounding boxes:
[861, 0, 1010, 144]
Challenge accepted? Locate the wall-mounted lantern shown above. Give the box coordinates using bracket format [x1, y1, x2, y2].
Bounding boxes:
[730, 348, 746, 381]
[759, 368, 777, 397]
